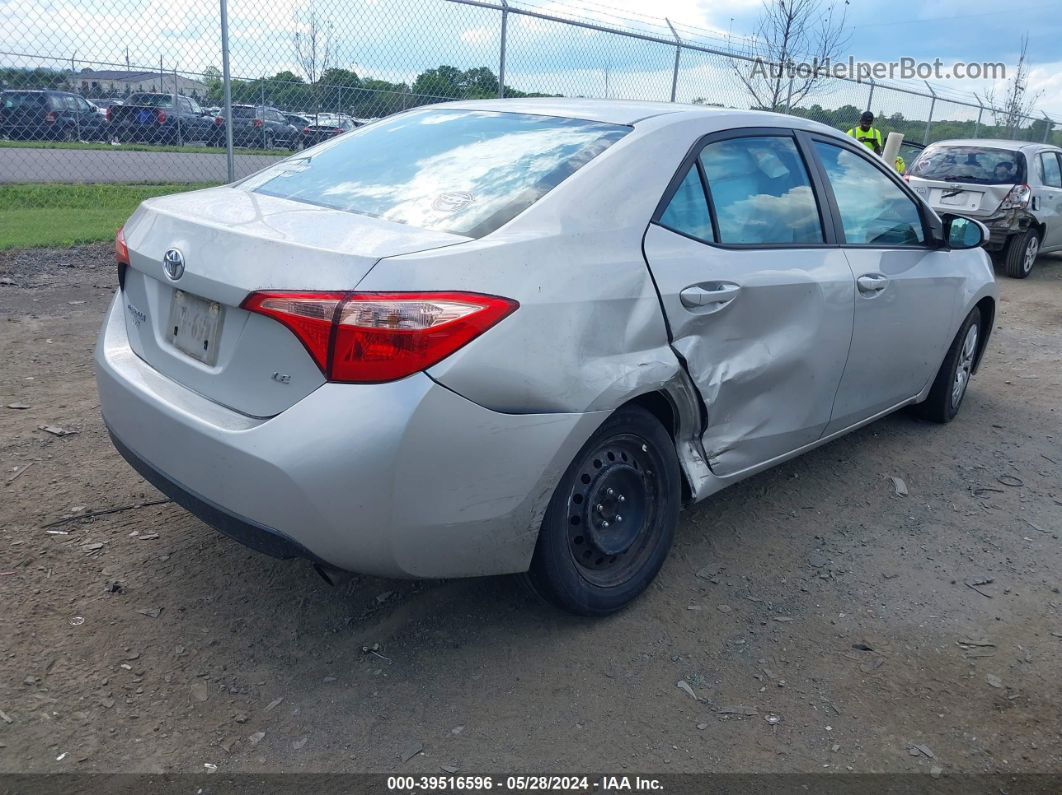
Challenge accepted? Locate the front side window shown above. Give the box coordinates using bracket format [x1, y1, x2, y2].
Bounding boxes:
[245, 109, 629, 238]
[1039, 152, 1062, 188]
[658, 166, 713, 242]
[699, 136, 823, 245]
[814, 142, 925, 246]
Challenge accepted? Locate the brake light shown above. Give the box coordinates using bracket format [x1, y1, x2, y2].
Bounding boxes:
[114, 225, 129, 265]
[253, 118, 263, 128]
[155, 109, 167, 124]
[1000, 183, 1031, 210]
[45, 111, 57, 124]
[214, 115, 223, 125]
[105, 106, 112, 122]
[303, 127, 310, 134]
[241, 291, 518, 383]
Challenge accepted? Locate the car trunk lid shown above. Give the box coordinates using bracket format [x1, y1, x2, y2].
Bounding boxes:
[908, 177, 1016, 217]
[120, 185, 469, 417]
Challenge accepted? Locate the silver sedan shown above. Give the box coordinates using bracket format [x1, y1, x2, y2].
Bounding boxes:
[96, 99, 997, 615]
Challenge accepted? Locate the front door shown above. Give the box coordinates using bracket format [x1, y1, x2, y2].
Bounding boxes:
[1035, 151, 1062, 248]
[807, 137, 962, 433]
[642, 130, 854, 477]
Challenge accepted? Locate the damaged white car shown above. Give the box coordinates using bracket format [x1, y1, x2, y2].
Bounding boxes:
[97, 99, 997, 615]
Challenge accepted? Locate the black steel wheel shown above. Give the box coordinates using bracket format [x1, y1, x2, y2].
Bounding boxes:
[527, 405, 680, 616]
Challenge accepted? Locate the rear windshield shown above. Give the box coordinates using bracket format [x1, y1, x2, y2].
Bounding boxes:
[244, 109, 629, 238]
[128, 94, 174, 107]
[231, 106, 258, 118]
[909, 145, 1026, 185]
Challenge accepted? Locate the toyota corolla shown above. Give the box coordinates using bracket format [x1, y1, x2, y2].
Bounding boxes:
[97, 99, 997, 615]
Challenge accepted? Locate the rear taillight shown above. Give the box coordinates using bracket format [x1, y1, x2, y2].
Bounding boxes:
[1000, 184, 1031, 210]
[214, 115, 223, 125]
[241, 291, 518, 383]
[45, 111, 57, 124]
[105, 107, 112, 122]
[114, 226, 129, 265]
[303, 127, 310, 134]
[253, 118, 263, 128]
[114, 226, 129, 289]
[155, 109, 167, 124]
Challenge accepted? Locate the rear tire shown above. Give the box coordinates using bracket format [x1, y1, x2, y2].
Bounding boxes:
[1003, 228, 1039, 279]
[526, 406, 680, 616]
[918, 307, 981, 424]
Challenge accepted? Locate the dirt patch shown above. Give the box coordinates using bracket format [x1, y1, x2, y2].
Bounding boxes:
[1, 246, 1061, 774]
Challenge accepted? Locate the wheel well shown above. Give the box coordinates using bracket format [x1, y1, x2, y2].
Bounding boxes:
[622, 391, 693, 503]
[972, 296, 995, 372]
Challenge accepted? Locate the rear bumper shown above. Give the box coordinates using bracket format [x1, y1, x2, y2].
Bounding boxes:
[95, 292, 605, 578]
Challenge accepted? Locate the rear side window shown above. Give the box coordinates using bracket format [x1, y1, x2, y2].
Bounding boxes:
[1039, 152, 1062, 188]
[699, 136, 823, 245]
[245, 109, 629, 238]
[658, 166, 713, 242]
[2, 93, 48, 110]
[814, 142, 925, 246]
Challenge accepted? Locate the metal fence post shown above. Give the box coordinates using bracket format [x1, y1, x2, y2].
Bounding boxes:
[973, 95, 984, 138]
[865, 79, 874, 113]
[219, 0, 235, 182]
[922, 80, 936, 145]
[175, 68, 182, 146]
[498, 0, 508, 98]
[1042, 113, 1052, 143]
[784, 71, 794, 115]
[665, 18, 681, 103]
[260, 79, 266, 148]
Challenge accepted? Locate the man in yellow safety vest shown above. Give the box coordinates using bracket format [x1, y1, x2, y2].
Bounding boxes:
[848, 111, 883, 155]
[848, 111, 904, 173]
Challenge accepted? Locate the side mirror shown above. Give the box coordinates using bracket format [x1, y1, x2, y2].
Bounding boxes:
[941, 213, 988, 250]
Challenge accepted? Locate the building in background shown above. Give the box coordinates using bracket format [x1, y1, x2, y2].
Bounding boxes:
[75, 69, 206, 98]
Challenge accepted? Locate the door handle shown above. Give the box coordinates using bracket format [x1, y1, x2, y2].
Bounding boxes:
[679, 282, 741, 310]
[856, 274, 889, 294]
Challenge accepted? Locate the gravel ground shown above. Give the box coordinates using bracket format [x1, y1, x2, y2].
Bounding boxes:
[0, 245, 1060, 776]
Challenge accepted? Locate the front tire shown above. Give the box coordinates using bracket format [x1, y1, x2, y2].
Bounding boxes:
[527, 406, 681, 616]
[1003, 228, 1039, 279]
[918, 307, 981, 423]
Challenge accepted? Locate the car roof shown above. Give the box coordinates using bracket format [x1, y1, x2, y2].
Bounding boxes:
[427, 97, 848, 138]
[924, 138, 1058, 153]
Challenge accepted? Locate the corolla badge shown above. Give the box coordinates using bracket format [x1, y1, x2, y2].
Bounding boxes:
[163, 248, 185, 281]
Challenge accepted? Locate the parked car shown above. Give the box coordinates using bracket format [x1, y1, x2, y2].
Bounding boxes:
[210, 104, 301, 150]
[301, 114, 358, 146]
[907, 139, 1062, 278]
[106, 92, 214, 145]
[283, 112, 311, 131]
[0, 89, 109, 141]
[98, 100, 997, 615]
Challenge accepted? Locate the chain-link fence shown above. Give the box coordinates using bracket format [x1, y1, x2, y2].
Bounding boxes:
[2, 0, 1059, 192]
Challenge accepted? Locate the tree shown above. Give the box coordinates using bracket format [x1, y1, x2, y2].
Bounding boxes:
[985, 34, 1043, 138]
[293, 1, 334, 87]
[731, 0, 851, 112]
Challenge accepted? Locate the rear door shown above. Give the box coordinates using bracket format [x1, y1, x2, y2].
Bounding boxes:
[642, 128, 854, 476]
[1034, 151, 1062, 248]
[807, 136, 961, 433]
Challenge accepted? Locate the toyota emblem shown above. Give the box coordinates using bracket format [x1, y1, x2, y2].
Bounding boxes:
[163, 248, 185, 281]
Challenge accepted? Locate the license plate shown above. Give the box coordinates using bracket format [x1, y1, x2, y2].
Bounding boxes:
[166, 290, 223, 366]
[136, 109, 152, 124]
[940, 191, 981, 208]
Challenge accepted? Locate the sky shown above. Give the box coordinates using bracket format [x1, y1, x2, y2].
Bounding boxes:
[3, 0, 1060, 119]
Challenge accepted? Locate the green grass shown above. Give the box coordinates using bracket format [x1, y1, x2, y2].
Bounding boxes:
[0, 182, 219, 249]
[0, 138, 287, 157]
